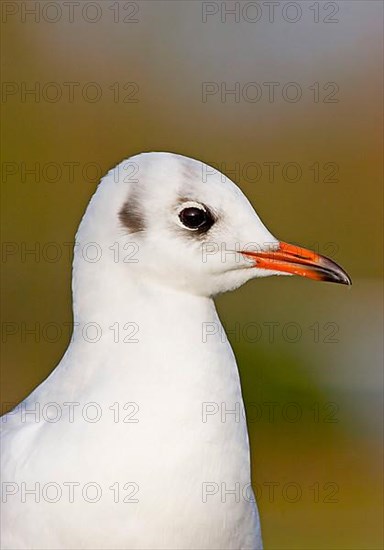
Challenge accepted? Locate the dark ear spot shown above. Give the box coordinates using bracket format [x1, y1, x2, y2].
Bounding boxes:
[119, 198, 145, 233]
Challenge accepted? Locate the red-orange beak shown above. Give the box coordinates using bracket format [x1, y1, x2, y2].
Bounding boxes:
[241, 241, 352, 285]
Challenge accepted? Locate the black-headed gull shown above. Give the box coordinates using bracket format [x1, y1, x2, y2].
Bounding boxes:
[1, 153, 351, 550]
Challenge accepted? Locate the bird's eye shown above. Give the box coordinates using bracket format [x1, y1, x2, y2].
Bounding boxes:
[178, 206, 214, 232]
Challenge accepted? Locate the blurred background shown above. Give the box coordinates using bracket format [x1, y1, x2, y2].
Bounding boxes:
[1, 1, 383, 548]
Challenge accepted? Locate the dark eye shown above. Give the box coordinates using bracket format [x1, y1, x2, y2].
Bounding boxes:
[178, 206, 214, 232]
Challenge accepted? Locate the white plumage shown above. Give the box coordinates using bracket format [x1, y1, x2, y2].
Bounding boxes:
[1, 152, 350, 549]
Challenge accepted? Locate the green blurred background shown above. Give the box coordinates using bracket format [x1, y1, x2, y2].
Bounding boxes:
[1, 1, 383, 548]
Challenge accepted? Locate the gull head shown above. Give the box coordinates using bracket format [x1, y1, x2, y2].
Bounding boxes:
[75, 152, 351, 299]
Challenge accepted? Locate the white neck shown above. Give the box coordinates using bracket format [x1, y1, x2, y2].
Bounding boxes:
[35, 251, 262, 549]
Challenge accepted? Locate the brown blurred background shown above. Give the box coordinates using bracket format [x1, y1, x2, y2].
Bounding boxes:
[1, 1, 383, 548]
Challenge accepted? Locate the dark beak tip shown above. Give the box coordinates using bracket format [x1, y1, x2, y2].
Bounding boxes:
[343, 274, 352, 286]
[319, 256, 352, 286]
[328, 270, 352, 286]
